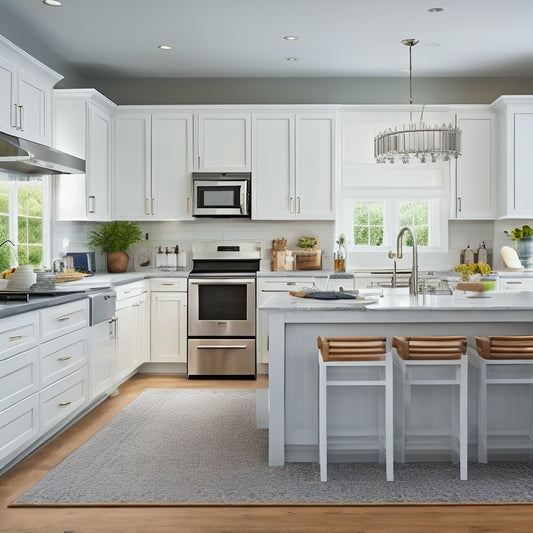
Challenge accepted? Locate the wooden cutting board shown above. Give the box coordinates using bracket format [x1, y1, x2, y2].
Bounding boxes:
[55, 272, 88, 282]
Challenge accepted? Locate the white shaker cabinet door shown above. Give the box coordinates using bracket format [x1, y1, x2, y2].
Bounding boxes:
[0, 53, 17, 136]
[295, 114, 335, 220]
[113, 113, 152, 219]
[150, 292, 187, 363]
[17, 68, 50, 145]
[151, 113, 193, 220]
[195, 113, 251, 172]
[252, 114, 295, 219]
[452, 113, 496, 219]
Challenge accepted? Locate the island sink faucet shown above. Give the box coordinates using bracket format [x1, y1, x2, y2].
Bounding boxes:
[388, 226, 419, 297]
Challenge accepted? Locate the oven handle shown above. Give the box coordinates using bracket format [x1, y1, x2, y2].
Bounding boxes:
[196, 344, 248, 350]
[189, 278, 255, 285]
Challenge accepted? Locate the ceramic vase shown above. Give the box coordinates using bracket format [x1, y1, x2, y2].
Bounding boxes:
[107, 251, 129, 273]
[517, 237, 533, 269]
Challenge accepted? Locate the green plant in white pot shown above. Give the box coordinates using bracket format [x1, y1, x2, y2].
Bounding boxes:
[87, 221, 144, 273]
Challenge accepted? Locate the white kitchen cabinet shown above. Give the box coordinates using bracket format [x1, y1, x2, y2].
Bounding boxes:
[492, 96, 533, 218]
[499, 277, 533, 291]
[115, 282, 150, 382]
[195, 113, 251, 172]
[252, 112, 335, 220]
[0, 311, 39, 362]
[113, 111, 193, 220]
[451, 110, 497, 220]
[256, 276, 329, 365]
[0, 35, 61, 145]
[88, 317, 116, 400]
[54, 89, 116, 221]
[0, 347, 39, 413]
[150, 278, 187, 363]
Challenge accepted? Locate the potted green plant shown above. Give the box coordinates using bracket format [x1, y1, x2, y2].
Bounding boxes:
[505, 225, 533, 269]
[87, 221, 144, 273]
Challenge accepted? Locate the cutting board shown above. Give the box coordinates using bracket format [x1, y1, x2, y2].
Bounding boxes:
[55, 272, 89, 283]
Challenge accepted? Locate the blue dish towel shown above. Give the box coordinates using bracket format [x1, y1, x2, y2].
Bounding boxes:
[304, 291, 356, 300]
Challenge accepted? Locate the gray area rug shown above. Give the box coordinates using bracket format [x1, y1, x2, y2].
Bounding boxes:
[12, 389, 533, 505]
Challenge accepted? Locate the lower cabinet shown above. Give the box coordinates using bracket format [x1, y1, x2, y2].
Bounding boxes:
[150, 278, 187, 363]
[115, 282, 150, 382]
[40, 367, 88, 434]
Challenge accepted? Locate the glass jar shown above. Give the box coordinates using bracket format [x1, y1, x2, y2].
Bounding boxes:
[334, 245, 346, 272]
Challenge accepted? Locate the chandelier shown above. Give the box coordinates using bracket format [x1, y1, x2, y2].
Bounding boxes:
[374, 39, 462, 164]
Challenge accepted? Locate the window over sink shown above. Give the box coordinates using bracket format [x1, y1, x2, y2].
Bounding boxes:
[338, 164, 449, 255]
[0, 175, 50, 272]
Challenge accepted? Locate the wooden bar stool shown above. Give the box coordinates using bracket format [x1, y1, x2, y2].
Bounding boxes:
[474, 336, 533, 463]
[317, 336, 393, 482]
[392, 336, 468, 480]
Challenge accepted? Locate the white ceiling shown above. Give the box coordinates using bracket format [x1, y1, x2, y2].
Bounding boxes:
[2, 0, 533, 80]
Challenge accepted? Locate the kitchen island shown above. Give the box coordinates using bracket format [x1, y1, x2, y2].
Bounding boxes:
[260, 289, 533, 466]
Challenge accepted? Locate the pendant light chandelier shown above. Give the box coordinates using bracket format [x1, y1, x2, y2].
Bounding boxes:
[374, 39, 462, 164]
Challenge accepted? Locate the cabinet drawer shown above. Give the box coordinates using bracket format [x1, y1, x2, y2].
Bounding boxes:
[0, 311, 39, 362]
[0, 348, 39, 412]
[40, 367, 88, 434]
[116, 281, 147, 301]
[500, 278, 533, 291]
[0, 393, 39, 463]
[40, 328, 87, 388]
[39, 299, 88, 343]
[150, 278, 187, 292]
[258, 277, 327, 295]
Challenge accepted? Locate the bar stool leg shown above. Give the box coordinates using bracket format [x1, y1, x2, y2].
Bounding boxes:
[459, 353, 468, 480]
[319, 357, 327, 482]
[478, 358, 488, 463]
[385, 353, 394, 481]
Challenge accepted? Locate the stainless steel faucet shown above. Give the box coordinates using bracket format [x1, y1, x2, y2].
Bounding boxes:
[388, 227, 418, 297]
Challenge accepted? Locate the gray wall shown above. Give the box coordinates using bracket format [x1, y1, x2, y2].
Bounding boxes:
[87, 77, 533, 106]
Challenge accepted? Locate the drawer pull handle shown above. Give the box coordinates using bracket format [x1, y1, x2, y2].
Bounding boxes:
[57, 316, 70, 322]
[57, 355, 72, 361]
[9, 335, 24, 341]
[58, 401, 72, 407]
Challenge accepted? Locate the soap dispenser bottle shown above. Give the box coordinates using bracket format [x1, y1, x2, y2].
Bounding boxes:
[464, 245, 474, 265]
[477, 242, 488, 265]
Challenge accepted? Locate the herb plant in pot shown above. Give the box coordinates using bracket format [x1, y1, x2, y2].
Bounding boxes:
[87, 221, 144, 273]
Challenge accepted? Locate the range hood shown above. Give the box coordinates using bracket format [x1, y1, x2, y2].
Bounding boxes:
[0, 131, 85, 176]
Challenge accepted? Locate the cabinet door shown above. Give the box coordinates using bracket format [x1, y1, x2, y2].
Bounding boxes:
[252, 114, 295, 219]
[295, 115, 335, 219]
[195, 113, 251, 171]
[151, 113, 193, 220]
[452, 113, 495, 219]
[150, 292, 187, 362]
[113, 114, 151, 219]
[0, 53, 17, 135]
[88, 318, 115, 400]
[115, 303, 136, 382]
[86, 103, 111, 220]
[512, 113, 533, 216]
[17, 67, 50, 144]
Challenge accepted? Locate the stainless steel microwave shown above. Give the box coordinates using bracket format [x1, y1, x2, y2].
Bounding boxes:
[192, 173, 251, 217]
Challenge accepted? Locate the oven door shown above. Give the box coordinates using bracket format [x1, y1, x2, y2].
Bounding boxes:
[188, 276, 256, 337]
[192, 179, 249, 217]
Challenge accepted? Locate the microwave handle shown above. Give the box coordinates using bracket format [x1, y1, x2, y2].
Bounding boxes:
[240, 192, 245, 214]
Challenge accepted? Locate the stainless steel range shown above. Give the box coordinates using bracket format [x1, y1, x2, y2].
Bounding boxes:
[187, 242, 261, 378]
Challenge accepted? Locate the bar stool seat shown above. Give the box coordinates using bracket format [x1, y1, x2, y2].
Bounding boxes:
[474, 336, 533, 462]
[317, 336, 393, 482]
[392, 335, 468, 480]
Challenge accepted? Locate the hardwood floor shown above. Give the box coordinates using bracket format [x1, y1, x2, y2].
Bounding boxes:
[1, 373, 533, 533]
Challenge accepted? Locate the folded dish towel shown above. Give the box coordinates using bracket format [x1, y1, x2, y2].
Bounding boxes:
[289, 291, 357, 300]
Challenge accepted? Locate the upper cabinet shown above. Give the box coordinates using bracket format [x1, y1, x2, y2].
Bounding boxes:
[492, 96, 533, 218]
[0, 35, 61, 145]
[54, 89, 116, 221]
[252, 111, 336, 220]
[450, 108, 497, 220]
[195, 113, 251, 172]
[113, 110, 193, 220]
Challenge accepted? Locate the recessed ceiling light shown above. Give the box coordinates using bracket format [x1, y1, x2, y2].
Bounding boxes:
[158, 45, 172, 50]
[286, 57, 298, 62]
[428, 7, 445, 13]
[283, 36, 298, 41]
[43, 0, 62, 6]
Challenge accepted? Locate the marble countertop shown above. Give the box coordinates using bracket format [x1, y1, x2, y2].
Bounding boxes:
[260, 288, 533, 312]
